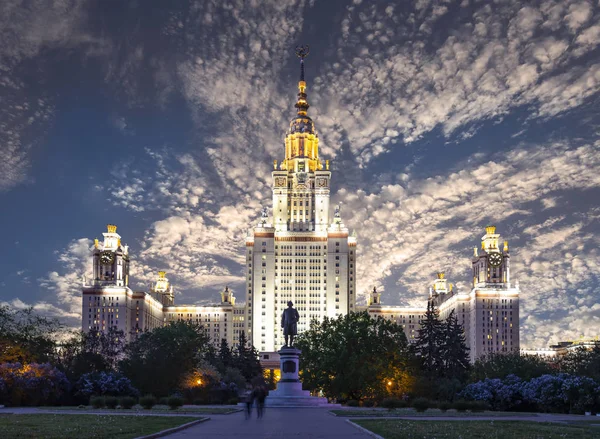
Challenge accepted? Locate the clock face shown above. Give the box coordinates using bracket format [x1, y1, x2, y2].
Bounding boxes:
[100, 251, 114, 265]
[489, 252, 503, 267]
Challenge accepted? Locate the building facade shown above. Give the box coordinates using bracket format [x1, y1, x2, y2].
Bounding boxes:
[365, 226, 520, 362]
[244, 54, 357, 353]
[81, 56, 521, 363]
[82, 225, 247, 347]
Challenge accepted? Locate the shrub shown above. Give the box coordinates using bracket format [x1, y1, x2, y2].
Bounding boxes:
[104, 396, 118, 409]
[168, 396, 184, 410]
[0, 363, 70, 407]
[76, 372, 138, 399]
[470, 401, 488, 412]
[158, 397, 168, 405]
[226, 397, 239, 405]
[90, 396, 104, 409]
[412, 397, 430, 412]
[381, 397, 406, 409]
[139, 394, 156, 410]
[453, 399, 470, 412]
[120, 396, 136, 409]
[192, 399, 204, 405]
[438, 401, 452, 412]
[362, 399, 376, 408]
[346, 399, 360, 407]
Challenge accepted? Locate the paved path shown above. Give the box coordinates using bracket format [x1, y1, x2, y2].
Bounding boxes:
[164, 408, 371, 439]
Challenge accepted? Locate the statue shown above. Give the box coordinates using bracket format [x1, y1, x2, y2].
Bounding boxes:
[281, 301, 300, 347]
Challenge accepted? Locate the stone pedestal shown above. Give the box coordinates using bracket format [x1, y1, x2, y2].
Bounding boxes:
[264, 346, 331, 407]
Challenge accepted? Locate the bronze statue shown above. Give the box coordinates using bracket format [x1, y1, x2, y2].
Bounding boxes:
[281, 301, 300, 347]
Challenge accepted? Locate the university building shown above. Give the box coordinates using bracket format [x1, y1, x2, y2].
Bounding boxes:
[81, 54, 520, 362]
[363, 226, 520, 362]
[244, 52, 357, 354]
[82, 225, 247, 347]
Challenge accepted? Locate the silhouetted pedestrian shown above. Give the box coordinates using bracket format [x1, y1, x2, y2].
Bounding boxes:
[255, 384, 268, 418]
[244, 384, 254, 419]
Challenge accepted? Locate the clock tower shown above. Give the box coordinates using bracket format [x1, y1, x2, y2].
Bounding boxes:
[469, 225, 519, 361]
[472, 226, 510, 288]
[92, 224, 130, 287]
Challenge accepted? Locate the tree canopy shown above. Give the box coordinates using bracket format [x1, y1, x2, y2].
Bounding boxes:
[119, 321, 210, 396]
[295, 311, 412, 401]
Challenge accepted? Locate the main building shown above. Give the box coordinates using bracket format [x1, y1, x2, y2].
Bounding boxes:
[81, 52, 519, 362]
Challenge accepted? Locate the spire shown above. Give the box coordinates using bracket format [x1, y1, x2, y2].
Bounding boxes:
[294, 45, 310, 116]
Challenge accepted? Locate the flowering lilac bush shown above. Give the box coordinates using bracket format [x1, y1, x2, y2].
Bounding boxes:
[523, 374, 599, 413]
[460, 373, 600, 413]
[459, 374, 524, 411]
[0, 362, 70, 406]
[76, 371, 138, 398]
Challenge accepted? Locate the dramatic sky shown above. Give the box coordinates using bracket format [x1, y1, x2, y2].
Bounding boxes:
[1, 0, 599, 348]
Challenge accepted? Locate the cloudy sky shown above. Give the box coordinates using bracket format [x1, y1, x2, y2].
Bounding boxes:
[1, 0, 599, 348]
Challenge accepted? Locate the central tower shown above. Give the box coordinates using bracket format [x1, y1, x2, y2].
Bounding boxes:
[246, 46, 357, 353]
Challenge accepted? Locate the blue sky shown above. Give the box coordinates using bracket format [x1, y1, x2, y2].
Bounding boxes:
[1, 0, 599, 348]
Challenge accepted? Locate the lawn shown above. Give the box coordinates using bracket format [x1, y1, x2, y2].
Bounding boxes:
[332, 408, 540, 417]
[38, 405, 239, 414]
[0, 414, 202, 439]
[354, 419, 600, 439]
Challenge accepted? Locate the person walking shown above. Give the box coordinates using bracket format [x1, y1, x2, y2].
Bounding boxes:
[244, 384, 254, 419]
[255, 384, 268, 419]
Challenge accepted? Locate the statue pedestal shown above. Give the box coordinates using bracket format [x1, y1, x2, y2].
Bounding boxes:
[264, 346, 331, 407]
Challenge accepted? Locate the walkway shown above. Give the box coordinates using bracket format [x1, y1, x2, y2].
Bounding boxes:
[164, 408, 371, 439]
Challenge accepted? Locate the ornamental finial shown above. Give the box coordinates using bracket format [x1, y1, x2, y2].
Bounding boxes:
[294, 45, 310, 115]
[295, 45, 310, 81]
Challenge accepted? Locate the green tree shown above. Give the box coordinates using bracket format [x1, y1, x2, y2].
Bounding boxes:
[440, 310, 470, 380]
[296, 311, 412, 401]
[558, 345, 600, 381]
[233, 331, 262, 382]
[57, 328, 125, 381]
[218, 338, 233, 372]
[412, 300, 444, 376]
[470, 351, 554, 382]
[119, 321, 210, 396]
[0, 305, 62, 363]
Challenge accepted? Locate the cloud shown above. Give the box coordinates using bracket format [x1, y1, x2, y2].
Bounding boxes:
[334, 139, 600, 347]
[309, 0, 600, 165]
[38, 238, 93, 318]
[0, 0, 106, 192]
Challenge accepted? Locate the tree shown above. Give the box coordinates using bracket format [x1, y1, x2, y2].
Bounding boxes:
[0, 305, 62, 364]
[411, 300, 444, 376]
[470, 352, 554, 382]
[440, 310, 470, 380]
[233, 331, 262, 382]
[558, 345, 600, 381]
[218, 339, 233, 372]
[296, 311, 412, 401]
[57, 328, 125, 382]
[119, 321, 210, 396]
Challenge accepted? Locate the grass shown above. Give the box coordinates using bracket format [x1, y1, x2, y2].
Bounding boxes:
[0, 414, 201, 439]
[354, 420, 600, 439]
[332, 408, 540, 417]
[38, 405, 239, 414]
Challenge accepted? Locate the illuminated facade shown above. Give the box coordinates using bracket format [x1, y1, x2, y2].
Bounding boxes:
[366, 226, 520, 361]
[82, 225, 247, 347]
[244, 50, 357, 353]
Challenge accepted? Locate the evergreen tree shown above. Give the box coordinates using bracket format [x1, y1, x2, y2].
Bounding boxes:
[218, 338, 233, 372]
[412, 300, 444, 376]
[233, 331, 262, 381]
[440, 310, 470, 379]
